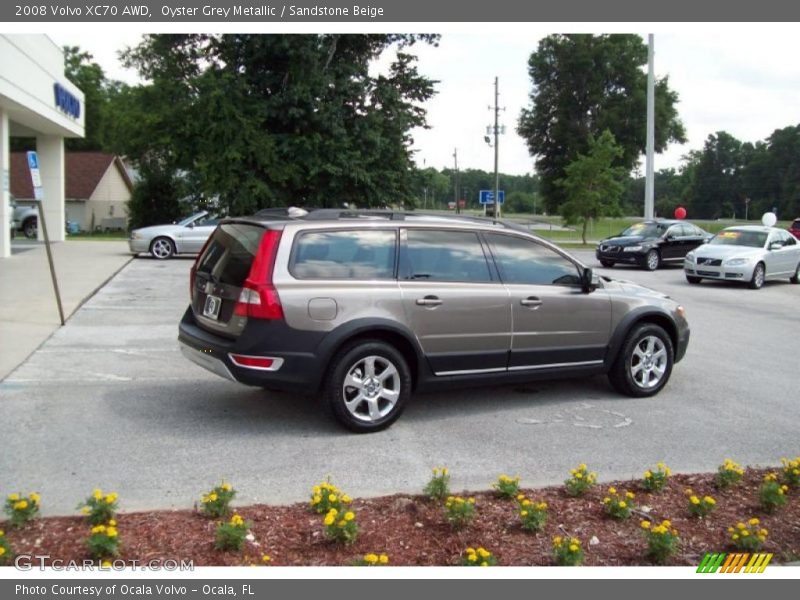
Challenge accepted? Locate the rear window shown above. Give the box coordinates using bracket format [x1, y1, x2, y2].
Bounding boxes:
[290, 229, 397, 279]
[196, 223, 265, 286]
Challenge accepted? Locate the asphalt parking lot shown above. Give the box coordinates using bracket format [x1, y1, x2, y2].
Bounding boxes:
[1, 251, 798, 515]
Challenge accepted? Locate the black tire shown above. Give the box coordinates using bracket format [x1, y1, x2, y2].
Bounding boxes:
[643, 249, 660, 271]
[608, 323, 674, 398]
[748, 262, 765, 290]
[790, 263, 800, 284]
[600, 260, 615, 268]
[23, 217, 37, 239]
[685, 275, 702, 284]
[323, 340, 412, 433]
[149, 236, 176, 259]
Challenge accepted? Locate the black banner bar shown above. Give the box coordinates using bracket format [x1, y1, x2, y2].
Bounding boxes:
[4, 0, 800, 22]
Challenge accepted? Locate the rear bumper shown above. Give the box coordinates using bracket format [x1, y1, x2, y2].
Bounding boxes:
[177, 306, 323, 393]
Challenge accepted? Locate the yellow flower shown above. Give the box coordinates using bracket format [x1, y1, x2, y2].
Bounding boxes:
[30, 492, 41, 505]
[323, 514, 335, 526]
[230, 514, 244, 526]
[337, 520, 346, 528]
[81, 506, 90, 514]
[690, 496, 700, 505]
[640, 520, 651, 529]
[442, 468, 448, 476]
[468, 497, 476, 504]
[379, 554, 389, 564]
[741, 530, 749, 537]
[665, 468, 672, 476]
[477, 548, 490, 558]
[466, 547, 475, 554]
[569, 544, 579, 552]
[480, 561, 488, 567]
[748, 518, 759, 526]
[312, 486, 321, 495]
[520, 510, 529, 517]
[311, 495, 321, 505]
[553, 535, 562, 545]
[574, 472, 583, 479]
[342, 495, 352, 504]
[106, 527, 118, 538]
[603, 497, 611, 504]
[521, 499, 531, 507]
[328, 494, 337, 503]
[14, 500, 28, 510]
[105, 492, 118, 504]
[262, 555, 271, 563]
[0, 547, 5, 557]
[684, 488, 693, 496]
[468, 554, 477, 562]
[578, 463, 587, 470]
[208, 493, 217, 502]
[644, 470, 652, 479]
[608, 487, 616, 494]
[0, 530, 4, 536]
[91, 525, 106, 534]
[93, 489, 103, 500]
[538, 502, 548, 510]
[704, 496, 716, 505]
[221, 482, 232, 492]
[732, 534, 739, 540]
[109, 519, 117, 526]
[618, 501, 627, 509]
[626, 491, 635, 499]
[365, 553, 378, 564]
[344, 511, 355, 522]
[516, 494, 525, 501]
[7, 493, 19, 501]
[759, 528, 768, 536]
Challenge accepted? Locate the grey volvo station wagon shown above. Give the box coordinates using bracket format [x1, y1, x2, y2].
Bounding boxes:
[178, 211, 690, 432]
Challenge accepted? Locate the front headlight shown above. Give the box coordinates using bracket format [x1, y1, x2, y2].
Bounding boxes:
[623, 245, 644, 252]
[725, 258, 749, 266]
[685, 252, 695, 261]
[130, 231, 141, 240]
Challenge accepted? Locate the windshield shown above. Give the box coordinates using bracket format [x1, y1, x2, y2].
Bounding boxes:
[709, 230, 767, 248]
[177, 212, 208, 227]
[619, 222, 669, 238]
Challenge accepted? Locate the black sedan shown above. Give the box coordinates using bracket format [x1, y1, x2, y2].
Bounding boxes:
[596, 220, 711, 271]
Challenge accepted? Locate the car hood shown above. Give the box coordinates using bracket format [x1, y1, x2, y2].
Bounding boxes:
[599, 235, 654, 247]
[600, 276, 670, 300]
[690, 245, 764, 260]
[131, 224, 183, 237]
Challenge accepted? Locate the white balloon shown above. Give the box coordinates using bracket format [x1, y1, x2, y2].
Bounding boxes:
[762, 212, 777, 227]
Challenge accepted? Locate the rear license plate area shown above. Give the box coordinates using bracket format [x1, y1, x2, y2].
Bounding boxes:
[203, 294, 222, 320]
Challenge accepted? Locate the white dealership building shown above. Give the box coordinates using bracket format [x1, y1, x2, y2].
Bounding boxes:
[0, 34, 85, 258]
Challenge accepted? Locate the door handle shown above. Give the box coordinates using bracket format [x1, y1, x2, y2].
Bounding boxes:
[520, 296, 542, 308]
[416, 295, 442, 307]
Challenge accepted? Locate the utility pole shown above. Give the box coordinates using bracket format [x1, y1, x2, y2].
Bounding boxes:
[453, 148, 460, 214]
[644, 34, 655, 220]
[493, 76, 501, 219]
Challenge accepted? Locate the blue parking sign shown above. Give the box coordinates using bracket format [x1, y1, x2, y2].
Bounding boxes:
[27, 151, 39, 170]
[479, 189, 505, 205]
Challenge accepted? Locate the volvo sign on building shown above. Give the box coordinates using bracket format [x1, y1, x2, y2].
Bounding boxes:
[0, 35, 85, 258]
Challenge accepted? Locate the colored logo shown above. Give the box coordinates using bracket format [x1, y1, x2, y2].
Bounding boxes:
[697, 552, 772, 573]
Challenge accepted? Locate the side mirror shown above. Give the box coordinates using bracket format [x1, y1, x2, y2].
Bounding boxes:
[186, 222, 195, 229]
[581, 267, 596, 293]
[768, 241, 782, 251]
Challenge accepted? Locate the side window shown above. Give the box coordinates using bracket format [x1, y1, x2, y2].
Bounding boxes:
[404, 230, 492, 282]
[291, 230, 397, 280]
[679, 224, 694, 237]
[486, 233, 581, 286]
[784, 233, 797, 246]
[667, 225, 682, 238]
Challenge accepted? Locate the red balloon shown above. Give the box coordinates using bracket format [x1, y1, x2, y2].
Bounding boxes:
[674, 207, 687, 220]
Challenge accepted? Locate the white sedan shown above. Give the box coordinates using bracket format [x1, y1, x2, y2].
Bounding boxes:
[684, 226, 800, 289]
[128, 211, 220, 259]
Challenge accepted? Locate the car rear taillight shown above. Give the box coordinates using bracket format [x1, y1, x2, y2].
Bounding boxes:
[190, 235, 214, 300]
[233, 229, 284, 320]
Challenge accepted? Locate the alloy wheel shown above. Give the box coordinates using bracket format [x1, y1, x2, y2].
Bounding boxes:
[342, 356, 401, 423]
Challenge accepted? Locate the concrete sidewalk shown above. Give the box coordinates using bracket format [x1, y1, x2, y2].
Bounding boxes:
[0, 239, 132, 380]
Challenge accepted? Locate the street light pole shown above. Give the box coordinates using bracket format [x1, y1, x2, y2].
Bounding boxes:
[644, 34, 655, 220]
[453, 148, 460, 214]
[493, 76, 501, 219]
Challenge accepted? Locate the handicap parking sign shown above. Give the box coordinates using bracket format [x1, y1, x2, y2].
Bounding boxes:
[27, 151, 39, 170]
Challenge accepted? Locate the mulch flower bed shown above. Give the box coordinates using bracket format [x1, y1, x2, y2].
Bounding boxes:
[2, 468, 798, 567]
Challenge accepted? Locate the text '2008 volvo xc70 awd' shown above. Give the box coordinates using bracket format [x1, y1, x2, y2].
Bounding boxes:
[178, 211, 690, 432]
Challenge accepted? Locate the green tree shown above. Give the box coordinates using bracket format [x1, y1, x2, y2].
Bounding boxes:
[684, 131, 744, 219]
[63, 46, 115, 151]
[126, 159, 186, 230]
[113, 34, 438, 216]
[556, 130, 625, 244]
[518, 34, 686, 214]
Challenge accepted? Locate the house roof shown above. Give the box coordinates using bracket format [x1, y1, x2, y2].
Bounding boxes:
[10, 152, 134, 200]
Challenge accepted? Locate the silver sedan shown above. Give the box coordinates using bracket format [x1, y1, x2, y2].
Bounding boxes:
[684, 225, 800, 289]
[128, 211, 220, 259]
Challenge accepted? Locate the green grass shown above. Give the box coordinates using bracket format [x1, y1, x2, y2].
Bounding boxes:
[66, 231, 129, 241]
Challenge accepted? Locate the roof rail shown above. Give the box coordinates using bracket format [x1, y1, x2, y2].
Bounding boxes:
[300, 209, 531, 232]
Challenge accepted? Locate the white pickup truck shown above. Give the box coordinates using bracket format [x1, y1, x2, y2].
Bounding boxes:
[10, 201, 38, 238]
